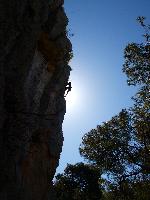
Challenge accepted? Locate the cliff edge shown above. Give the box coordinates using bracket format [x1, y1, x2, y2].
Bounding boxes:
[0, 0, 72, 199]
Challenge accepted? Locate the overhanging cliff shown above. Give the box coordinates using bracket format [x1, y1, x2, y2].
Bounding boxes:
[0, 0, 72, 199]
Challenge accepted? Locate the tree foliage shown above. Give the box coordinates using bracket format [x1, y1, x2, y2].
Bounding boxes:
[54, 163, 102, 200]
[79, 17, 150, 199]
[123, 16, 150, 87]
[80, 110, 132, 175]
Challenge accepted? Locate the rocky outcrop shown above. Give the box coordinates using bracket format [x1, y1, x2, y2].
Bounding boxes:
[0, 0, 72, 199]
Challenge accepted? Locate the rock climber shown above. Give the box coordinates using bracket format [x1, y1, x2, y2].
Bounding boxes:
[65, 81, 72, 97]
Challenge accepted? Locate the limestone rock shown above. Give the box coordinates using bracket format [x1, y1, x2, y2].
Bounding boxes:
[49, 8, 68, 39]
[49, 0, 64, 11]
[0, 0, 72, 199]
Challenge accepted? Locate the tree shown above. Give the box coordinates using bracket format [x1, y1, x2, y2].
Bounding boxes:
[123, 16, 150, 175]
[79, 110, 149, 189]
[79, 17, 150, 199]
[123, 16, 150, 87]
[80, 110, 132, 176]
[53, 162, 102, 200]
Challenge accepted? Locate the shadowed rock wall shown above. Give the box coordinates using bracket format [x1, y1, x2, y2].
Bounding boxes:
[0, 0, 72, 199]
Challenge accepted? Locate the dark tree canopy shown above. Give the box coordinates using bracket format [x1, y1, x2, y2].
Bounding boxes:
[80, 110, 132, 175]
[54, 163, 102, 200]
[123, 16, 150, 87]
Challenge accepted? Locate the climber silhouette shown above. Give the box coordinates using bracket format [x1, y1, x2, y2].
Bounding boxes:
[65, 82, 72, 97]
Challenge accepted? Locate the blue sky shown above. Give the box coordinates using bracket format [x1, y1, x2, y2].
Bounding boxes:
[56, 0, 150, 174]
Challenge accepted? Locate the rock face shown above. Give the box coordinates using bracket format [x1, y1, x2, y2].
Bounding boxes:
[0, 0, 72, 199]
